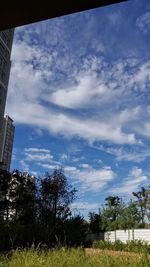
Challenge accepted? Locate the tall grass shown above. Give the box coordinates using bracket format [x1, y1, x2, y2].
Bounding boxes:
[0, 248, 150, 267]
[93, 240, 150, 253]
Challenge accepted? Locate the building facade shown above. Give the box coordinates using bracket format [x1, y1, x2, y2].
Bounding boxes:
[0, 115, 15, 171]
[0, 29, 14, 171]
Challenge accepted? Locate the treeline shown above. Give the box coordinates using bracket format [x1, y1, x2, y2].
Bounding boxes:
[0, 169, 87, 250]
[0, 168, 150, 250]
[89, 187, 150, 234]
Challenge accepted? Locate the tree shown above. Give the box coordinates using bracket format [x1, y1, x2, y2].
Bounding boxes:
[9, 170, 36, 223]
[64, 215, 88, 246]
[101, 196, 123, 231]
[118, 201, 141, 230]
[0, 170, 11, 220]
[0, 167, 80, 249]
[39, 168, 77, 242]
[88, 211, 102, 233]
[132, 187, 150, 225]
[145, 187, 150, 223]
[0, 170, 37, 249]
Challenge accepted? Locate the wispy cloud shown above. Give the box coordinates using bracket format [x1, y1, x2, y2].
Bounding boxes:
[24, 148, 51, 153]
[37, 163, 61, 170]
[65, 165, 116, 193]
[6, 23, 150, 146]
[79, 164, 90, 169]
[93, 144, 150, 163]
[59, 153, 69, 161]
[136, 12, 150, 34]
[109, 167, 148, 196]
[7, 1, 150, 215]
[24, 147, 53, 162]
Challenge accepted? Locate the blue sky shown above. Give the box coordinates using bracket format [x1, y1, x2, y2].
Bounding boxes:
[6, 0, 150, 217]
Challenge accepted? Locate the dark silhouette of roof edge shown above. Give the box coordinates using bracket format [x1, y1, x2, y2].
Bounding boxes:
[0, 0, 128, 30]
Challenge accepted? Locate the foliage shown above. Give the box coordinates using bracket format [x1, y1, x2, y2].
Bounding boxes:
[64, 215, 88, 246]
[38, 168, 77, 244]
[0, 168, 86, 250]
[133, 187, 149, 224]
[0, 167, 150, 251]
[96, 196, 142, 232]
[88, 211, 102, 233]
[39, 168, 76, 223]
[118, 201, 142, 230]
[101, 196, 124, 231]
[0, 170, 11, 220]
[10, 170, 36, 222]
[0, 248, 150, 267]
[92, 239, 150, 254]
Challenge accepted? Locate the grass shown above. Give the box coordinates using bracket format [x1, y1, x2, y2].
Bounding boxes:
[0, 248, 150, 267]
[92, 240, 150, 254]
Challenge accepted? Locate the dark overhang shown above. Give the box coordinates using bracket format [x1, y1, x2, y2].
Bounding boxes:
[0, 0, 128, 30]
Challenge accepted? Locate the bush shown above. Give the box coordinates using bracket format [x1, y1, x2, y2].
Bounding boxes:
[126, 240, 150, 254]
[112, 240, 126, 251]
[92, 239, 150, 254]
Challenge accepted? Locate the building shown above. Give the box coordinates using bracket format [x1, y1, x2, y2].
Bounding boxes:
[0, 29, 14, 171]
[0, 29, 14, 128]
[0, 115, 15, 171]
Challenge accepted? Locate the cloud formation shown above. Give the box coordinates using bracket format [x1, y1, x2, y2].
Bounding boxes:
[109, 167, 148, 195]
[24, 147, 53, 162]
[136, 12, 150, 34]
[64, 165, 115, 193]
[7, 2, 150, 217]
[6, 35, 150, 146]
[93, 144, 150, 163]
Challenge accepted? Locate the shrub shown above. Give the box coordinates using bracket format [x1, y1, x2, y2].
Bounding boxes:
[92, 239, 150, 254]
[126, 240, 150, 254]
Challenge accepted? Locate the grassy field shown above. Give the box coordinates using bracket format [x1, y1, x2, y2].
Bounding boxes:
[0, 248, 150, 267]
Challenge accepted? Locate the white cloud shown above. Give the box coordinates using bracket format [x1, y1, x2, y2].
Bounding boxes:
[47, 59, 150, 110]
[6, 8, 150, 215]
[6, 26, 150, 147]
[92, 144, 150, 163]
[136, 12, 150, 34]
[137, 123, 150, 138]
[64, 166, 78, 172]
[50, 72, 108, 109]
[37, 163, 61, 170]
[28, 159, 115, 193]
[7, 97, 138, 144]
[60, 153, 69, 161]
[24, 147, 53, 162]
[80, 164, 90, 169]
[65, 166, 116, 193]
[72, 156, 85, 163]
[25, 153, 53, 161]
[109, 167, 148, 195]
[24, 148, 51, 153]
[129, 61, 150, 91]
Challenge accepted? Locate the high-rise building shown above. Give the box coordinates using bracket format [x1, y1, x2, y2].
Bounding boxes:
[0, 30, 14, 127]
[0, 115, 15, 171]
[0, 29, 14, 171]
